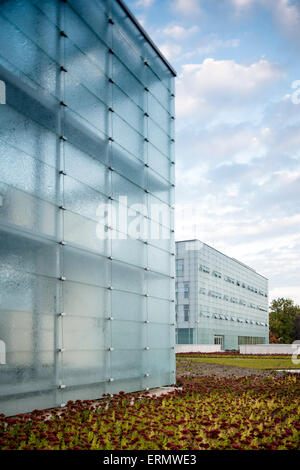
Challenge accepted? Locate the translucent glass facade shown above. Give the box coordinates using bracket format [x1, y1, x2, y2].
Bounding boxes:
[176, 240, 269, 350]
[0, 0, 176, 416]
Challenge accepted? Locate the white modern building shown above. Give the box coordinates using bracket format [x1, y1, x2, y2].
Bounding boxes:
[176, 240, 269, 350]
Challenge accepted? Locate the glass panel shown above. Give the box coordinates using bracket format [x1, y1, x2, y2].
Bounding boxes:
[148, 144, 170, 181]
[113, 84, 144, 134]
[63, 245, 109, 288]
[111, 321, 146, 350]
[146, 271, 171, 300]
[148, 93, 170, 134]
[148, 118, 169, 158]
[111, 290, 146, 322]
[0, 228, 58, 278]
[111, 143, 146, 187]
[63, 281, 107, 319]
[0, 16, 58, 97]
[111, 349, 145, 379]
[111, 260, 145, 294]
[112, 113, 144, 160]
[113, 55, 144, 109]
[0, 183, 57, 239]
[0, 105, 57, 168]
[148, 245, 171, 275]
[64, 210, 109, 256]
[148, 298, 172, 324]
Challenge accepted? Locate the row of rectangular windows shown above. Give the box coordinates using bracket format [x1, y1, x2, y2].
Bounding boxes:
[197, 264, 268, 298]
[198, 289, 268, 312]
[176, 305, 268, 326]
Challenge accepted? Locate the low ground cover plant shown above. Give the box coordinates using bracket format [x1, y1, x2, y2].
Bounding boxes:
[1, 374, 299, 450]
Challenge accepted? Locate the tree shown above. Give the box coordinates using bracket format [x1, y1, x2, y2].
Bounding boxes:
[269, 298, 300, 344]
[269, 331, 280, 344]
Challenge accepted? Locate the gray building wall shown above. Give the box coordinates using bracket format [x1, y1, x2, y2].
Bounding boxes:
[176, 240, 269, 350]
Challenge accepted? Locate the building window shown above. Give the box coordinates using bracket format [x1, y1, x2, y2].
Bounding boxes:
[238, 336, 265, 345]
[224, 276, 235, 284]
[199, 264, 210, 273]
[184, 305, 189, 322]
[184, 283, 190, 298]
[213, 271, 222, 279]
[199, 287, 206, 295]
[176, 259, 184, 276]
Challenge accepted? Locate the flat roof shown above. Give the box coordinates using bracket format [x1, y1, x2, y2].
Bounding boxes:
[176, 239, 268, 280]
[117, 0, 177, 77]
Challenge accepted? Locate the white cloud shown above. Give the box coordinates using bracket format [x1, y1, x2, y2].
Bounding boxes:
[173, 0, 202, 16]
[162, 24, 199, 40]
[159, 43, 183, 60]
[230, 0, 300, 41]
[196, 35, 240, 55]
[176, 58, 284, 118]
[269, 286, 300, 305]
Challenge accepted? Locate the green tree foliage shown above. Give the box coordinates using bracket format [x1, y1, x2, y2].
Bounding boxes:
[269, 298, 300, 344]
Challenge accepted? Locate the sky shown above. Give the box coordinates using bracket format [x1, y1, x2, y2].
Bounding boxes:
[126, 0, 300, 306]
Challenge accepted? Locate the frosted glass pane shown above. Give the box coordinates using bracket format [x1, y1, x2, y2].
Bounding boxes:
[148, 119, 169, 158]
[65, 3, 108, 74]
[148, 298, 171, 324]
[108, 377, 143, 395]
[148, 245, 171, 275]
[147, 349, 173, 374]
[60, 316, 107, 350]
[111, 290, 146, 322]
[111, 261, 145, 294]
[147, 194, 171, 227]
[63, 281, 107, 318]
[112, 27, 145, 84]
[0, 106, 57, 167]
[148, 93, 170, 133]
[0, 16, 58, 96]
[148, 144, 170, 181]
[64, 142, 108, 193]
[63, 111, 109, 167]
[112, 171, 145, 207]
[0, 391, 58, 418]
[111, 350, 145, 379]
[1, 0, 59, 63]
[147, 221, 172, 252]
[63, 246, 109, 287]
[0, 183, 57, 238]
[111, 143, 146, 187]
[112, 238, 146, 267]
[147, 169, 170, 204]
[0, 229, 58, 278]
[64, 211, 109, 256]
[64, 39, 109, 107]
[147, 68, 169, 111]
[0, 140, 57, 204]
[147, 271, 171, 299]
[113, 56, 144, 109]
[113, 85, 144, 134]
[64, 73, 108, 135]
[62, 350, 108, 381]
[112, 113, 144, 160]
[62, 383, 106, 403]
[67, 0, 110, 47]
[0, 270, 57, 314]
[148, 324, 173, 348]
[111, 321, 146, 350]
[64, 176, 108, 222]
